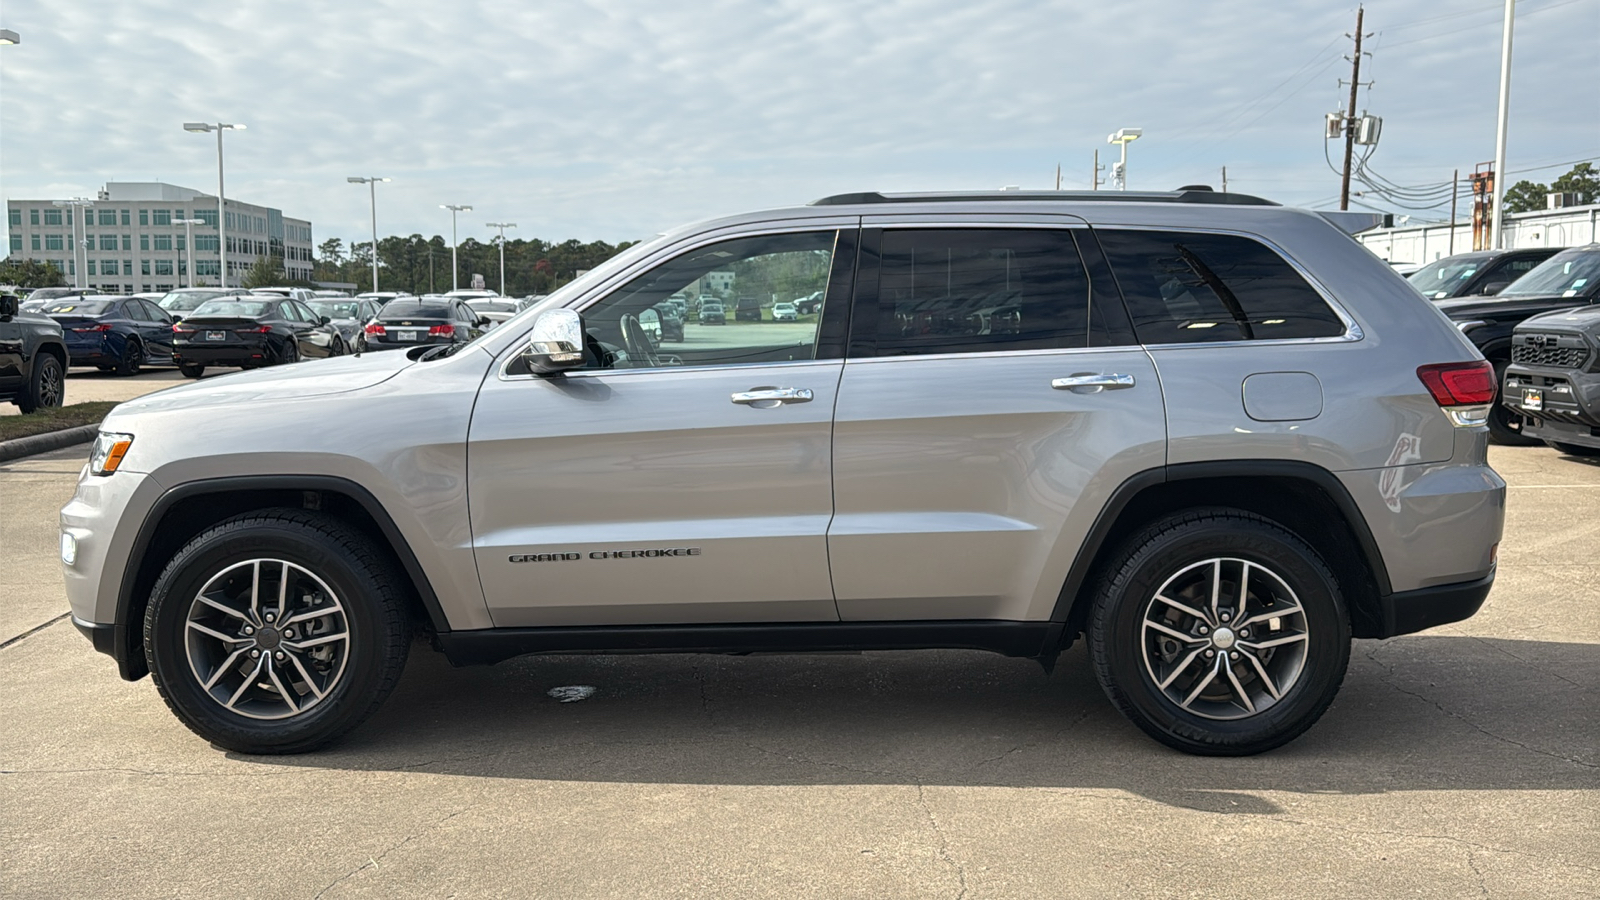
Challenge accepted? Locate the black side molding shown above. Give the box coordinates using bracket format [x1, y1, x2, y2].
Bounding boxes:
[436, 620, 1053, 668]
[1378, 573, 1494, 638]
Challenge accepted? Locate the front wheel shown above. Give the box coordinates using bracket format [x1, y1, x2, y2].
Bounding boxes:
[1088, 509, 1350, 756]
[143, 510, 412, 754]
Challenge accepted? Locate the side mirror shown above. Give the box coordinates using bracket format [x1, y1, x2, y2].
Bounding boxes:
[0, 294, 16, 320]
[320, 315, 332, 325]
[522, 308, 585, 375]
[1479, 281, 1511, 296]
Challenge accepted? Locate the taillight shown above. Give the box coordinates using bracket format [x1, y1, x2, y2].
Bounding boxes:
[172, 323, 194, 333]
[1418, 361, 1496, 427]
[72, 323, 113, 332]
[365, 323, 386, 335]
[235, 325, 272, 334]
[429, 324, 455, 336]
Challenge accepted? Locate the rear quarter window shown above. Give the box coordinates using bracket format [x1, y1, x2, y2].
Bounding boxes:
[1095, 229, 1346, 344]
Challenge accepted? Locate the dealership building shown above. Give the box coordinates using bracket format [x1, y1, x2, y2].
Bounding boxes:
[6, 181, 313, 292]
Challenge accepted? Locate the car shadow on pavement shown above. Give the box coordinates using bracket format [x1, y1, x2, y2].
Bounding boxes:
[245, 635, 1598, 810]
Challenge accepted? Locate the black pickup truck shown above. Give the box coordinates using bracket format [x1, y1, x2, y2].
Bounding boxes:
[1436, 244, 1600, 444]
[0, 293, 69, 413]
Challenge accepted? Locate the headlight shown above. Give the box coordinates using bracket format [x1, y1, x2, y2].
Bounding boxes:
[88, 432, 134, 476]
[1455, 319, 1489, 334]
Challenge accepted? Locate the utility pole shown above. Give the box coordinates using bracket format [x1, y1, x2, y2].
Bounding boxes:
[1449, 168, 1460, 256]
[1490, 0, 1516, 249]
[1339, 6, 1366, 211]
[1092, 150, 1103, 191]
[1055, 164, 1061, 190]
[1221, 166, 1228, 194]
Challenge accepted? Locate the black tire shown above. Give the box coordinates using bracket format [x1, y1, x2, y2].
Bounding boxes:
[276, 338, 300, 366]
[14, 352, 65, 413]
[331, 336, 346, 357]
[143, 509, 412, 754]
[1545, 440, 1600, 457]
[1088, 508, 1351, 756]
[1488, 360, 1539, 445]
[178, 362, 205, 379]
[113, 339, 144, 377]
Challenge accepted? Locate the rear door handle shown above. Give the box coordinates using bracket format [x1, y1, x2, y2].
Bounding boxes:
[1051, 373, 1137, 392]
[731, 387, 814, 406]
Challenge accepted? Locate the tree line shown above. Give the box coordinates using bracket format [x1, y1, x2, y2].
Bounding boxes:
[1503, 163, 1598, 214]
[312, 234, 639, 296]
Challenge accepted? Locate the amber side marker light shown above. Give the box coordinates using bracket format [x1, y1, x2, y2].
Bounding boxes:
[89, 433, 134, 476]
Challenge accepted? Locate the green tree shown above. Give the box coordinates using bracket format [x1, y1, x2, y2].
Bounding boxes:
[0, 257, 68, 288]
[1502, 179, 1548, 214]
[1550, 162, 1600, 205]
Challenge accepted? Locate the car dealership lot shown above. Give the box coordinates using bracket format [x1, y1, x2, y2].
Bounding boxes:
[0, 445, 1594, 899]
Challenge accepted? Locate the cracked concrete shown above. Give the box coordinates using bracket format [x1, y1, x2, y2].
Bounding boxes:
[2, 445, 1597, 898]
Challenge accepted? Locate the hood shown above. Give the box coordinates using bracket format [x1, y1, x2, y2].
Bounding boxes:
[1435, 294, 1591, 319]
[1518, 305, 1600, 334]
[110, 350, 416, 416]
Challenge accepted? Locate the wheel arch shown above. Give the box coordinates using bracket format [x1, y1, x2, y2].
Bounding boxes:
[112, 475, 451, 681]
[1048, 461, 1392, 648]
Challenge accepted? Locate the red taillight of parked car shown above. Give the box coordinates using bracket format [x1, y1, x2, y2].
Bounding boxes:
[1417, 361, 1497, 407]
[172, 323, 195, 334]
[429, 324, 455, 336]
[72, 324, 113, 332]
[364, 323, 386, 335]
[235, 325, 273, 334]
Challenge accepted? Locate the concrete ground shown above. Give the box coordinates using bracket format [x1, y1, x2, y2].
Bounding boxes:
[0, 444, 1595, 899]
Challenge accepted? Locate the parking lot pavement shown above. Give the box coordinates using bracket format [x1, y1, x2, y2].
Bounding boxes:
[1, 445, 1595, 899]
[0, 367, 237, 417]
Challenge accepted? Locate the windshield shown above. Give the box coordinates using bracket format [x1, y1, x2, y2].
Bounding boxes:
[1407, 257, 1486, 298]
[1499, 248, 1600, 298]
[308, 301, 361, 319]
[44, 300, 116, 315]
[191, 299, 276, 317]
[161, 290, 228, 311]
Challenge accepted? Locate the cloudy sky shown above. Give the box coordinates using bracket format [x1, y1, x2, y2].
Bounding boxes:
[1, 0, 1595, 248]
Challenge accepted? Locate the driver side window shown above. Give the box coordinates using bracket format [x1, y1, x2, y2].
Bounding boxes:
[580, 230, 837, 370]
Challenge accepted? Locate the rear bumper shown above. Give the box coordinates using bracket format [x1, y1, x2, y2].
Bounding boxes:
[1377, 572, 1494, 637]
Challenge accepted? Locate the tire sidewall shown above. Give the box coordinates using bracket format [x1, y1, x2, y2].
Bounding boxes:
[145, 520, 400, 753]
[1096, 517, 1350, 754]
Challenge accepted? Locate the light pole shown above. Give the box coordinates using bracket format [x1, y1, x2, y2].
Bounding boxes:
[52, 199, 93, 289]
[0, 31, 16, 209]
[485, 222, 516, 296]
[440, 204, 472, 290]
[173, 218, 203, 287]
[1490, 0, 1516, 249]
[1107, 128, 1143, 190]
[347, 177, 390, 292]
[183, 122, 245, 287]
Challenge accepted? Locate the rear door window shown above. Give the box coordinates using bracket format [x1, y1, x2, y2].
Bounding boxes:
[1094, 229, 1347, 344]
[862, 228, 1101, 356]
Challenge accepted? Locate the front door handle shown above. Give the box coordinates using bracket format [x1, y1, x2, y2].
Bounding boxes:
[731, 387, 814, 406]
[1052, 373, 1137, 392]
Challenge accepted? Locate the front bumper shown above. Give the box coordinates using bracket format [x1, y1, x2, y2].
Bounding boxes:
[1503, 362, 1600, 446]
[61, 467, 166, 678]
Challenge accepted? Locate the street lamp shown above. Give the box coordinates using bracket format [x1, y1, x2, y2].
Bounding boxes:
[0, 29, 20, 44]
[183, 122, 245, 287]
[52, 199, 93, 289]
[1106, 127, 1143, 190]
[173, 218, 203, 288]
[348, 177, 391, 292]
[440, 204, 472, 290]
[484, 222, 517, 296]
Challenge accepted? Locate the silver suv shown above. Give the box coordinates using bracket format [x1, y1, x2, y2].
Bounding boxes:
[61, 190, 1505, 756]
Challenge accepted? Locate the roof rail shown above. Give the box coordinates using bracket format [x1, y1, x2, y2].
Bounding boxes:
[809, 189, 1278, 207]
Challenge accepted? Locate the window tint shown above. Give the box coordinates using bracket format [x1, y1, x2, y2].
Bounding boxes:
[580, 230, 836, 370]
[871, 229, 1091, 356]
[1096, 229, 1345, 344]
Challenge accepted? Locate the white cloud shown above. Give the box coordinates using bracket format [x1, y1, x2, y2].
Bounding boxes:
[0, 0, 1594, 245]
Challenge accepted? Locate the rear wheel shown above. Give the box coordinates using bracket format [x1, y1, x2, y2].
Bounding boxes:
[1488, 360, 1540, 445]
[1545, 441, 1600, 457]
[1088, 509, 1350, 756]
[113, 339, 144, 377]
[142, 510, 412, 754]
[276, 339, 300, 366]
[178, 362, 205, 379]
[15, 352, 65, 413]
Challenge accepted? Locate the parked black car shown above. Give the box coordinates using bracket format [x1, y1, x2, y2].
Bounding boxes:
[1408, 248, 1565, 300]
[0, 293, 68, 412]
[361, 297, 489, 352]
[41, 296, 176, 375]
[172, 294, 345, 378]
[157, 287, 247, 318]
[734, 295, 762, 321]
[1439, 243, 1600, 444]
